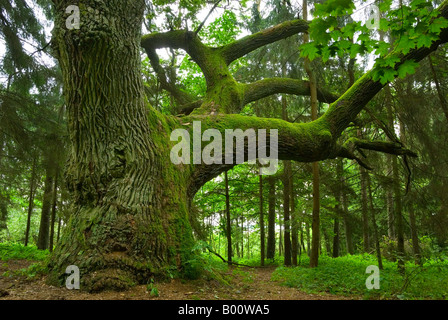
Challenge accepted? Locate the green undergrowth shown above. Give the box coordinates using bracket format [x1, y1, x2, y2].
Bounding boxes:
[0, 242, 50, 279]
[0, 242, 49, 262]
[233, 255, 284, 267]
[272, 254, 448, 300]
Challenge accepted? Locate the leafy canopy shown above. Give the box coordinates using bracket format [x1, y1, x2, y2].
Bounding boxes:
[300, 0, 448, 85]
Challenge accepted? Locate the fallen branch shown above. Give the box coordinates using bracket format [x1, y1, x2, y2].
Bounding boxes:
[206, 247, 255, 268]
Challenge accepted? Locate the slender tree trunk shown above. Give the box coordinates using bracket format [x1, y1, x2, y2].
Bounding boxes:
[267, 176, 276, 260]
[338, 159, 354, 255]
[305, 222, 310, 256]
[0, 133, 8, 235]
[259, 174, 265, 266]
[291, 171, 298, 266]
[37, 163, 55, 250]
[310, 161, 320, 266]
[283, 161, 292, 266]
[241, 215, 244, 258]
[281, 63, 292, 266]
[393, 155, 405, 274]
[386, 187, 395, 238]
[400, 115, 422, 266]
[279, 212, 283, 256]
[385, 85, 406, 274]
[303, 0, 320, 268]
[360, 164, 370, 253]
[57, 217, 61, 243]
[25, 156, 37, 246]
[49, 171, 59, 252]
[235, 215, 240, 258]
[225, 171, 232, 264]
[367, 173, 383, 269]
[332, 216, 340, 258]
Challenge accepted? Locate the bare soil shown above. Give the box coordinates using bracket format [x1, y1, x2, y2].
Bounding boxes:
[0, 260, 357, 300]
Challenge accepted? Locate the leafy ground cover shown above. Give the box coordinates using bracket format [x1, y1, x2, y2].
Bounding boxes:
[272, 254, 448, 300]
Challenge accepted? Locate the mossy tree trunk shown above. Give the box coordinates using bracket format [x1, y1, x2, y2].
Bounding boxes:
[48, 0, 197, 291]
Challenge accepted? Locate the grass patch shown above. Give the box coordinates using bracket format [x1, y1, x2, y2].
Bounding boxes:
[272, 254, 448, 300]
[0, 242, 50, 262]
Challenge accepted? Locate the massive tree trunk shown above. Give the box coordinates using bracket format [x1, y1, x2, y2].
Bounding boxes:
[48, 0, 197, 291]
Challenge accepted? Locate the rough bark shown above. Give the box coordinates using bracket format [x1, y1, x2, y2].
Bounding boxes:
[48, 0, 198, 291]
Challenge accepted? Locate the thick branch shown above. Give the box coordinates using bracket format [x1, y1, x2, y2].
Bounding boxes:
[220, 19, 309, 65]
[179, 78, 339, 115]
[141, 30, 217, 82]
[243, 78, 339, 106]
[183, 114, 338, 196]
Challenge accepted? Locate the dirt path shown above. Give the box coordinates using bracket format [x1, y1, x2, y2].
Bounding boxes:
[0, 260, 354, 300]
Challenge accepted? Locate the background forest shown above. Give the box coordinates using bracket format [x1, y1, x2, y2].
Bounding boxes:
[1, 0, 448, 300]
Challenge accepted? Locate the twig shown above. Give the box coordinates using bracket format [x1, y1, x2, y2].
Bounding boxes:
[194, 0, 224, 35]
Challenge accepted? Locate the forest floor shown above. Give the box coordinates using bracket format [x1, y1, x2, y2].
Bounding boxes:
[0, 259, 357, 300]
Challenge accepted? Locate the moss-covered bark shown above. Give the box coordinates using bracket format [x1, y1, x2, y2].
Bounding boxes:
[48, 0, 198, 291]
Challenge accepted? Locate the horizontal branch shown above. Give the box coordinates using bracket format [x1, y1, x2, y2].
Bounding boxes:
[220, 19, 309, 65]
[179, 78, 339, 115]
[182, 113, 338, 196]
[345, 138, 418, 158]
[242, 78, 339, 106]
